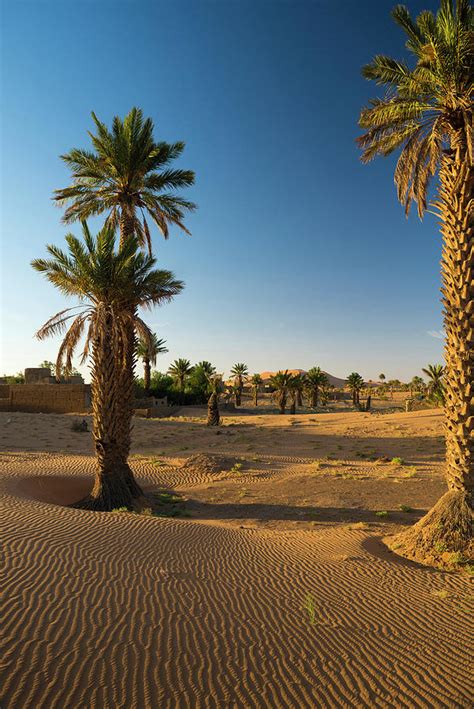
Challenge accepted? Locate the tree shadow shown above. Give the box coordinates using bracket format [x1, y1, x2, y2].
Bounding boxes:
[183, 498, 426, 526]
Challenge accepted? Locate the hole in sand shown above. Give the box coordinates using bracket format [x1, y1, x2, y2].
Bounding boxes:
[16, 475, 94, 506]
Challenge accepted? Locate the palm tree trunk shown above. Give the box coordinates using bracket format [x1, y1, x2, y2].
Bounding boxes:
[440, 146, 474, 500]
[289, 396, 296, 415]
[254, 389, 258, 406]
[235, 388, 242, 407]
[75, 321, 142, 511]
[116, 208, 144, 498]
[207, 393, 220, 426]
[278, 392, 286, 415]
[297, 391, 303, 407]
[392, 142, 473, 562]
[143, 357, 151, 396]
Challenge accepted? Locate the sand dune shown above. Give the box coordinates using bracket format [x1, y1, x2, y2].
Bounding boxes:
[1, 409, 473, 708]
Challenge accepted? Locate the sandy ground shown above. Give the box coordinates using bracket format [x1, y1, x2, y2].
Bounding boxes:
[1, 404, 473, 708]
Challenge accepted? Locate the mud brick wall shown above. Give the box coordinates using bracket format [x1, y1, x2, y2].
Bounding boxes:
[7, 385, 91, 414]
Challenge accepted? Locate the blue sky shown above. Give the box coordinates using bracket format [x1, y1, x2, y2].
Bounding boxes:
[1, 0, 444, 382]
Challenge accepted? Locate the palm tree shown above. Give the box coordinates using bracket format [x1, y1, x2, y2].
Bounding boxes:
[136, 334, 168, 395]
[347, 373, 365, 407]
[168, 359, 193, 403]
[379, 373, 386, 383]
[250, 373, 263, 406]
[206, 374, 224, 426]
[422, 364, 445, 404]
[358, 0, 473, 559]
[410, 375, 425, 397]
[269, 371, 293, 414]
[54, 107, 196, 249]
[230, 363, 248, 406]
[287, 375, 300, 415]
[305, 367, 328, 408]
[32, 223, 183, 510]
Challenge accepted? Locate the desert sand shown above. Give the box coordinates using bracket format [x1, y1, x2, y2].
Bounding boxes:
[2, 405, 473, 708]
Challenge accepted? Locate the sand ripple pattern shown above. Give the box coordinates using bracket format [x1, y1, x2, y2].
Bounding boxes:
[1, 454, 473, 708]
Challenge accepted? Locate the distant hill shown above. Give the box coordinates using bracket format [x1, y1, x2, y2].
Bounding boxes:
[259, 370, 346, 388]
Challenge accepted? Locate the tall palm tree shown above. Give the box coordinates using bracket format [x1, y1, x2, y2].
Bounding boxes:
[55, 108, 196, 458]
[32, 223, 183, 510]
[250, 373, 263, 406]
[422, 363, 445, 404]
[347, 373, 365, 407]
[168, 359, 193, 403]
[305, 367, 328, 408]
[358, 0, 473, 559]
[269, 370, 293, 415]
[230, 363, 249, 406]
[136, 334, 168, 395]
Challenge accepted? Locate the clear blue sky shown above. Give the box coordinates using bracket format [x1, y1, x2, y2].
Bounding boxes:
[1, 0, 444, 382]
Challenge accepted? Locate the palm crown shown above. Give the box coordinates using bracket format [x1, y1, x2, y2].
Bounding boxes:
[31, 223, 183, 376]
[136, 334, 168, 364]
[168, 358, 193, 387]
[358, 0, 473, 216]
[54, 107, 196, 249]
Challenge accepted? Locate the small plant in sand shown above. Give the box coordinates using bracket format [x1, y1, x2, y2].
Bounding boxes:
[391, 457, 404, 466]
[399, 505, 413, 513]
[375, 510, 389, 518]
[231, 462, 243, 474]
[303, 594, 317, 625]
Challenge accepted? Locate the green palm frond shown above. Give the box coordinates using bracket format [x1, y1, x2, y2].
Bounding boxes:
[54, 108, 196, 250]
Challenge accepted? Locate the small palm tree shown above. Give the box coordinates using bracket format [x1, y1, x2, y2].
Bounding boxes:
[196, 361, 216, 376]
[305, 367, 328, 408]
[54, 107, 196, 249]
[206, 374, 224, 426]
[32, 223, 183, 510]
[230, 363, 249, 406]
[379, 373, 386, 383]
[410, 375, 426, 396]
[136, 334, 168, 395]
[358, 0, 473, 559]
[250, 373, 263, 406]
[287, 375, 300, 415]
[168, 359, 193, 403]
[269, 370, 293, 415]
[347, 373, 365, 407]
[422, 364, 445, 404]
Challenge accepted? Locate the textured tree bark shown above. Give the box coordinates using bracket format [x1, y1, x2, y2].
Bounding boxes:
[207, 393, 220, 426]
[75, 319, 141, 510]
[439, 144, 474, 502]
[143, 358, 151, 396]
[278, 392, 287, 414]
[235, 388, 242, 407]
[392, 141, 473, 562]
[253, 389, 258, 406]
[115, 207, 144, 499]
